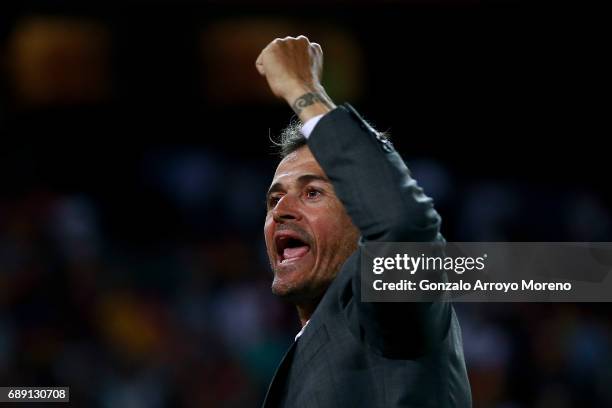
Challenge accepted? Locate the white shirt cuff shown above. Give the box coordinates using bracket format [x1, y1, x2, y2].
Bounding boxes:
[300, 114, 325, 139]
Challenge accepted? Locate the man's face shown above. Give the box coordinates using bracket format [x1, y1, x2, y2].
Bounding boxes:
[264, 146, 359, 303]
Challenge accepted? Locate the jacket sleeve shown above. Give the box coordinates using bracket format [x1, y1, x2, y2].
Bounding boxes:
[306, 104, 451, 358]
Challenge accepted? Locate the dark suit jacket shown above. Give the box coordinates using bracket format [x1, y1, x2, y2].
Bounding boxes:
[262, 104, 472, 408]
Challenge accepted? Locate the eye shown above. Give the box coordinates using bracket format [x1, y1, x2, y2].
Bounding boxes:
[268, 195, 281, 209]
[306, 188, 322, 199]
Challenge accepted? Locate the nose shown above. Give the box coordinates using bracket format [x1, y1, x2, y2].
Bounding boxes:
[272, 193, 302, 223]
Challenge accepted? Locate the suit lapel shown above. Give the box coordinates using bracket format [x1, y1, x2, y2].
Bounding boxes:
[261, 283, 334, 407]
[261, 339, 297, 408]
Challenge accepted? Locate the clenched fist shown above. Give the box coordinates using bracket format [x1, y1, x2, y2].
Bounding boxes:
[256, 36, 335, 121]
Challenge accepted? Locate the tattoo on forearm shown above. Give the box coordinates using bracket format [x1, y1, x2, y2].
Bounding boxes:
[292, 92, 332, 114]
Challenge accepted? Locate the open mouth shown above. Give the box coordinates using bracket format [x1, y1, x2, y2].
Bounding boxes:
[276, 233, 311, 264]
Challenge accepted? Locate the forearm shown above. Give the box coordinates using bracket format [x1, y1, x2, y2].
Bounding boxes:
[285, 87, 336, 123]
[306, 104, 441, 243]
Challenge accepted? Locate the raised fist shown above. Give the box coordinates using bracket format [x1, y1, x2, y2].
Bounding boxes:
[255, 35, 324, 102]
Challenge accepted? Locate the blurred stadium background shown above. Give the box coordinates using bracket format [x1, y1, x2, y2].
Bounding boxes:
[0, 1, 610, 407]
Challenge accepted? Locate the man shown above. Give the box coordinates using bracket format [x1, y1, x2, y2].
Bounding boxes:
[257, 36, 471, 407]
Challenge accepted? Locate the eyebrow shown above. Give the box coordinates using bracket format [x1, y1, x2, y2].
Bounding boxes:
[266, 174, 331, 200]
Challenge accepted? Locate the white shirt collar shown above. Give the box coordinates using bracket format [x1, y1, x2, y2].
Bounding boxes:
[295, 320, 310, 341]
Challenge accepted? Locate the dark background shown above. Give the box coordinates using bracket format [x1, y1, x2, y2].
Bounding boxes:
[0, 1, 610, 407]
